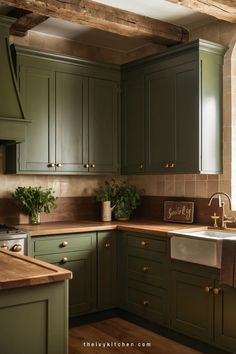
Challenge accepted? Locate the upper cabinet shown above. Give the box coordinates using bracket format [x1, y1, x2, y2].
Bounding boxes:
[121, 39, 226, 175]
[6, 47, 120, 175]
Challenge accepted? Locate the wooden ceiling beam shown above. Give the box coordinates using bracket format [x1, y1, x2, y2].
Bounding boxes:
[167, 0, 236, 23]
[0, 0, 189, 45]
[10, 13, 48, 36]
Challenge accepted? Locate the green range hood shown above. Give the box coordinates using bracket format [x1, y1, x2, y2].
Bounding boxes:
[0, 15, 30, 143]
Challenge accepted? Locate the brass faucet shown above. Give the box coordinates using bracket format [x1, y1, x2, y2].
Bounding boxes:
[208, 192, 234, 229]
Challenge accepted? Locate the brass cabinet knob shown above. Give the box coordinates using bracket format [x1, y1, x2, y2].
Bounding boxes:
[213, 287, 222, 295]
[84, 163, 89, 168]
[143, 300, 149, 306]
[90, 164, 96, 168]
[12, 244, 22, 252]
[0, 244, 9, 251]
[56, 163, 63, 167]
[105, 243, 111, 248]
[139, 163, 144, 169]
[61, 241, 68, 247]
[164, 163, 169, 168]
[143, 266, 149, 273]
[61, 257, 68, 264]
[169, 163, 175, 168]
[141, 240, 148, 247]
[47, 163, 55, 168]
[204, 286, 213, 293]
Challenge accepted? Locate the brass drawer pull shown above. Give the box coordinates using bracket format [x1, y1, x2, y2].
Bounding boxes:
[90, 164, 96, 168]
[143, 266, 149, 273]
[12, 244, 22, 252]
[169, 163, 175, 168]
[56, 163, 63, 167]
[164, 163, 169, 168]
[47, 163, 55, 168]
[105, 243, 111, 248]
[143, 300, 149, 306]
[0, 244, 9, 251]
[139, 163, 144, 169]
[61, 241, 68, 247]
[61, 257, 68, 264]
[213, 287, 221, 295]
[204, 286, 213, 293]
[84, 163, 89, 168]
[141, 241, 148, 247]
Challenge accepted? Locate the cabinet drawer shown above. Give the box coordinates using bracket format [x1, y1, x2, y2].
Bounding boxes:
[33, 233, 95, 255]
[37, 250, 91, 264]
[126, 279, 168, 325]
[128, 255, 167, 288]
[127, 234, 167, 254]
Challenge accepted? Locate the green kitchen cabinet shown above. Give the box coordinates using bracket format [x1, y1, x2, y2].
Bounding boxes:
[6, 46, 120, 174]
[121, 71, 145, 174]
[31, 232, 97, 317]
[171, 261, 236, 352]
[0, 281, 69, 354]
[121, 232, 170, 326]
[121, 39, 226, 174]
[97, 231, 118, 309]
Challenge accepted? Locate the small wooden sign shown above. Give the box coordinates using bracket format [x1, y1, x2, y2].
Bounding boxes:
[163, 201, 194, 224]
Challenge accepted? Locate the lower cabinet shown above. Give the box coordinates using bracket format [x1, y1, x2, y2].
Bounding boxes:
[31, 232, 97, 317]
[171, 261, 236, 353]
[121, 232, 170, 326]
[0, 281, 69, 354]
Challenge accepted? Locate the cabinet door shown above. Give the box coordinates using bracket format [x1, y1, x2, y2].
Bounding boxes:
[173, 62, 199, 173]
[145, 69, 175, 172]
[89, 78, 119, 173]
[56, 72, 89, 173]
[18, 65, 55, 172]
[97, 231, 118, 309]
[121, 76, 145, 174]
[215, 284, 236, 352]
[171, 270, 214, 343]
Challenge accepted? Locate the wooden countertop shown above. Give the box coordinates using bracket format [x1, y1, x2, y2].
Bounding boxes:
[18, 219, 206, 237]
[0, 250, 72, 290]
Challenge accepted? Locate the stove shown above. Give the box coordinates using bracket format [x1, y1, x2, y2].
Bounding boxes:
[0, 224, 28, 255]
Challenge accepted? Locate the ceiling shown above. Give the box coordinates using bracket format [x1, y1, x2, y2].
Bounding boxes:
[0, 0, 215, 52]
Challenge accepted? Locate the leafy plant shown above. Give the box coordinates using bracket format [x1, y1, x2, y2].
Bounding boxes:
[94, 179, 117, 205]
[12, 186, 57, 223]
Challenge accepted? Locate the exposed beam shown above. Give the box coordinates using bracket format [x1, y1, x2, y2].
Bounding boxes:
[167, 0, 236, 23]
[10, 13, 48, 36]
[0, 0, 189, 45]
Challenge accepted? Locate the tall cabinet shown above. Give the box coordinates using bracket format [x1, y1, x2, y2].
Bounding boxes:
[6, 46, 120, 174]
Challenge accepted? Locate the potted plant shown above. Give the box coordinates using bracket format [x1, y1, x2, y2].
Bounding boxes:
[113, 180, 142, 220]
[95, 180, 117, 222]
[12, 186, 57, 224]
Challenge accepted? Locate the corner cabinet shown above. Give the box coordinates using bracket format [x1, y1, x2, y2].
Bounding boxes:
[121, 39, 226, 174]
[6, 46, 120, 175]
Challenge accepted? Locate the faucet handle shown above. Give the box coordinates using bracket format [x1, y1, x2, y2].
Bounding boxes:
[211, 212, 220, 228]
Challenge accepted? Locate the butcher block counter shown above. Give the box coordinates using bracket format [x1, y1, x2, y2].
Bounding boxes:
[18, 219, 205, 237]
[0, 249, 72, 290]
[0, 250, 72, 354]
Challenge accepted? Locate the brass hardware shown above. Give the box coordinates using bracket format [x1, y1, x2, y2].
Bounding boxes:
[140, 241, 148, 247]
[61, 241, 68, 247]
[211, 213, 220, 228]
[204, 286, 213, 293]
[47, 163, 55, 168]
[169, 163, 175, 168]
[11, 244, 22, 252]
[84, 163, 89, 168]
[61, 257, 68, 264]
[105, 243, 111, 248]
[0, 244, 9, 251]
[143, 266, 149, 273]
[143, 300, 149, 306]
[139, 163, 144, 169]
[90, 164, 96, 168]
[164, 163, 169, 168]
[213, 287, 222, 295]
[56, 163, 62, 167]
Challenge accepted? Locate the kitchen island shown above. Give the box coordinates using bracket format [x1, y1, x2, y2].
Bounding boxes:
[0, 250, 72, 354]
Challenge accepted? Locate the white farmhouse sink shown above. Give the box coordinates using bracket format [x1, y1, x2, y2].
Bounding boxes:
[169, 228, 236, 269]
